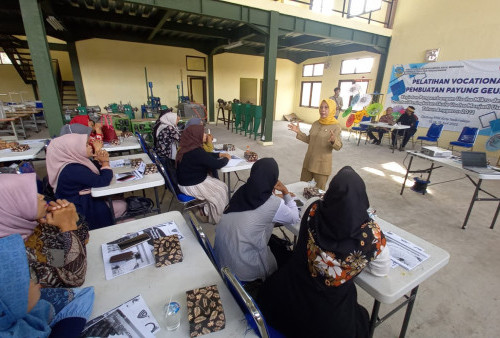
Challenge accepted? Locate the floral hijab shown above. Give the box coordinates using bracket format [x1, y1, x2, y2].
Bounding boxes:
[303, 166, 386, 287]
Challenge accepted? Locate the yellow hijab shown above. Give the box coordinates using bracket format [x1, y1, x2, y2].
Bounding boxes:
[318, 99, 339, 125]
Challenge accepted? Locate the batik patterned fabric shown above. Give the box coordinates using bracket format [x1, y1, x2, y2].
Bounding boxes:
[157, 125, 180, 159]
[153, 235, 183, 267]
[24, 217, 89, 288]
[306, 203, 386, 287]
[186, 285, 225, 337]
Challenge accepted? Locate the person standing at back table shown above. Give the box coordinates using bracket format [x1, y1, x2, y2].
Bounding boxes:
[367, 107, 394, 145]
[288, 98, 343, 190]
[329, 87, 343, 119]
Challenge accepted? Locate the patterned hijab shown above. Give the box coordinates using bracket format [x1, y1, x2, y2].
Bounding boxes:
[175, 124, 204, 165]
[0, 234, 52, 336]
[318, 99, 339, 125]
[46, 133, 99, 191]
[303, 166, 386, 287]
[156, 112, 179, 138]
[0, 173, 39, 239]
[224, 158, 279, 214]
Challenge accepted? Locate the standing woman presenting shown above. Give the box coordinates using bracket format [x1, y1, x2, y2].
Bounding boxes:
[288, 98, 342, 190]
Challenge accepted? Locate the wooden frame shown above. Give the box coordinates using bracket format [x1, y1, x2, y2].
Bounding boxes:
[300, 81, 322, 108]
[340, 57, 375, 75]
[186, 56, 206, 72]
[302, 62, 325, 77]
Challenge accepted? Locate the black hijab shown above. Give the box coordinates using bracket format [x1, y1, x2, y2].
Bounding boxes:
[307, 166, 370, 253]
[224, 158, 279, 214]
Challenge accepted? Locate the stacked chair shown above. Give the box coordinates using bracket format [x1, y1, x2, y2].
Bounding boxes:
[231, 102, 263, 140]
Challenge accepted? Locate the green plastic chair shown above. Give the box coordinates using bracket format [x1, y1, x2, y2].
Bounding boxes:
[241, 104, 252, 135]
[231, 103, 242, 133]
[251, 105, 262, 140]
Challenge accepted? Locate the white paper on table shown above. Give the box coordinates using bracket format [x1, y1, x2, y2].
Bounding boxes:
[225, 155, 244, 167]
[384, 231, 430, 270]
[0, 149, 12, 154]
[109, 159, 125, 168]
[101, 221, 184, 280]
[81, 295, 160, 338]
[19, 139, 45, 144]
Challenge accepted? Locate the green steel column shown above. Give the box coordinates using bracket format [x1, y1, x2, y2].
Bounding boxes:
[374, 40, 391, 95]
[207, 53, 215, 122]
[19, 0, 62, 137]
[262, 11, 278, 142]
[67, 41, 87, 106]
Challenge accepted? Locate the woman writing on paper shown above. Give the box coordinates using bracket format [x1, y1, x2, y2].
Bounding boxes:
[258, 166, 390, 338]
[288, 99, 342, 190]
[46, 134, 126, 229]
[176, 125, 230, 224]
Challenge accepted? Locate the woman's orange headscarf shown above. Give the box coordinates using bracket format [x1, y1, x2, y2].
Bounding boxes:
[318, 99, 339, 125]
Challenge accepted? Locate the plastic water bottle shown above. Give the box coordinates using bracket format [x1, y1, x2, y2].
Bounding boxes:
[163, 301, 180, 331]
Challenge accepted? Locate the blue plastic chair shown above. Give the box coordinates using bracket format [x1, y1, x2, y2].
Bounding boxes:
[187, 211, 219, 268]
[135, 131, 154, 161]
[417, 123, 444, 147]
[151, 150, 206, 213]
[349, 116, 372, 146]
[449, 127, 479, 152]
[221, 267, 284, 338]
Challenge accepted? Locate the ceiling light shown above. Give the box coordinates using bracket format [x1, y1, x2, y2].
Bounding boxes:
[46, 16, 65, 31]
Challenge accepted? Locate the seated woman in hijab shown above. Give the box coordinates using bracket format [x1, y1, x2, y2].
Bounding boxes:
[69, 113, 103, 145]
[153, 110, 181, 194]
[214, 158, 300, 287]
[0, 234, 94, 338]
[257, 166, 391, 338]
[185, 117, 214, 152]
[176, 125, 230, 224]
[46, 133, 126, 229]
[0, 173, 89, 288]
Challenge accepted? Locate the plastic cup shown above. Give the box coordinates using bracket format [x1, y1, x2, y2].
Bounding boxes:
[163, 301, 181, 331]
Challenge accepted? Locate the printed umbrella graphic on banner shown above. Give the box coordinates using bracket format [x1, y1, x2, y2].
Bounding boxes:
[485, 133, 500, 152]
[346, 114, 355, 128]
[366, 103, 384, 117]
[342, 106, 353, 118]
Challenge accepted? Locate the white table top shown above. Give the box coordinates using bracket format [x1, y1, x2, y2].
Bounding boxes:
[0, 139, 45, 162]
[82, 211, 254, 337]
[91, 153, 165, 197]
[103, 137, 141, 152]
[284, 181, 450, 304]
[407, 150, 500, 180]
[355, 215, 450, 304]
[217, 145, 254, 173]
[360, 121, 411, 130]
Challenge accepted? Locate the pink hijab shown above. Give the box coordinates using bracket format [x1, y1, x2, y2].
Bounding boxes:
[0, 173, 38, 239]
[46, 133, 99, 191]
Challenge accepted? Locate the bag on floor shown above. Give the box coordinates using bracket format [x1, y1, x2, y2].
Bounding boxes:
[125, 196, 154, 216]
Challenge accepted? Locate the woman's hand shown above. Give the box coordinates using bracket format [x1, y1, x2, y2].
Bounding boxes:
[206, 134, 214, 144]
[288, 122, 300, 134]
[219, 153, 231, 160]
[329, 130, 337, 145]
[94, 122, 103, 134]
[93, 139, 103, 152]
[274, 180, 290, 196]
[41, 203, 79, 232]
[94, 149, 110, 164]
[47, 199, 70, 212]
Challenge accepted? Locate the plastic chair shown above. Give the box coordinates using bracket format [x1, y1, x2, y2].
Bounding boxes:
[241, 104, 252, 135]
[151, 150, 206, 213]
[221, 267, 284, 338]
[231, 103, 242, 133]
[417, 123, 444, 147]
[135, 131, 154, 161]
[349, 116, 372, 146]
[250, 105, 263, 140]
[187, 211, 219, 268]
[449, 127, 479, 152]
